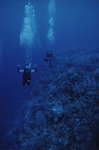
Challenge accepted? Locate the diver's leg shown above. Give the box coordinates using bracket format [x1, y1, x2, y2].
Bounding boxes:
[22, 74, 26, 86]
[23, 80, 26, 86]
[49, 60, 52, 67]
[27, 80, 31, 86]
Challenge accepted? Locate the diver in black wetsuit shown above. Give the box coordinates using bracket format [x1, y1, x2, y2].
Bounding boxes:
[17, 64, 37, 86]
[44, 51, 55, 67]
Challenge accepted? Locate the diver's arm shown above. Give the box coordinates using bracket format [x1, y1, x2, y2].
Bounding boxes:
[17, 65, 24, 73]
[31, 70, 35, 73]
[31, 65, 37, 73]
[18, 70, 24, 73]
[44, 57, 49, 62]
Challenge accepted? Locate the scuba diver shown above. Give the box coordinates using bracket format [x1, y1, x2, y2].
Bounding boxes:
[44, 51, 55, 67]
[17, 64, 37, 86]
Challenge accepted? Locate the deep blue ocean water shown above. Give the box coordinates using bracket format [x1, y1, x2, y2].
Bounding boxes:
[0, 0, 99, 149]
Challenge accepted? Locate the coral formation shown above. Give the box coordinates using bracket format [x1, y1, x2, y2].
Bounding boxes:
[0, 48, 99, 150]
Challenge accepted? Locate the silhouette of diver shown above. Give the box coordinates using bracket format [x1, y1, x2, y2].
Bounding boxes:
[17, 64, 37, 86]
[44, 51, 55, 67]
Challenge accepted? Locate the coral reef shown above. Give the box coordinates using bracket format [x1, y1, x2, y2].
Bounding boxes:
[0, 48, 99, 150]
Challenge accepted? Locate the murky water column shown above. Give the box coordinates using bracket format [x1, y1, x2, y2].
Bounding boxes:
[47, 0, 56, 48]
[20, 2, 37, 64]
[0, 40, 3, 70]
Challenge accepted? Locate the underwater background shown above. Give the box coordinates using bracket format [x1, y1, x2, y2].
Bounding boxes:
[0, 0, 99, 149]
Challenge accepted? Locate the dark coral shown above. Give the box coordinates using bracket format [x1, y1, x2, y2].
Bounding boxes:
[0, 48, 99, 150]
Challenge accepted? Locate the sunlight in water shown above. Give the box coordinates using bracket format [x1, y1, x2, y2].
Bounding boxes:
[47, 0, 56, 47]
[20, 1, 36, 48]
[20, 1, 38, 64]
[47, 17, 55, 45]
[48, 0, 56, 17]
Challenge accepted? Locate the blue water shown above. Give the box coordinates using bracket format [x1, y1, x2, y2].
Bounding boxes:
[0, 0, 99, 149]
